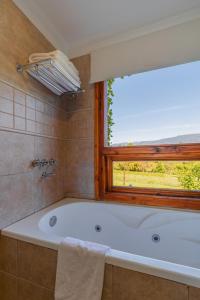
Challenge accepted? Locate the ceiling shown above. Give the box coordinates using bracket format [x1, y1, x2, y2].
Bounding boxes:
[14, 0, 200, 58]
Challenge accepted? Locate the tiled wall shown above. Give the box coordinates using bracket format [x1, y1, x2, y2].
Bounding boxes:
[0, 0, 66, 229]
[0, 0, 95, 229]
[0, 80, 66, 228]
[63, 55, 95, 199]
[1, 236, 200, 300]
[0, 0, 55, 99]
[0, 57, 94, 229]
[0, 236, 56, 300]
[0, 81, 66, 138]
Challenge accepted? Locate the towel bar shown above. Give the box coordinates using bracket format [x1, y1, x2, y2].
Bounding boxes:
[16, 59, 85, 96]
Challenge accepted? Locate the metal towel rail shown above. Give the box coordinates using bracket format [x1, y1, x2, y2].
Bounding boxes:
[16, 59, 84, 96]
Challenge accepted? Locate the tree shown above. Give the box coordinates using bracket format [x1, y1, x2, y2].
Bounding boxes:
[153, 162, 166, 173]
[114, 161, 131, 185]
[176, 163, 200, 190]
[121, 162, 132, 186]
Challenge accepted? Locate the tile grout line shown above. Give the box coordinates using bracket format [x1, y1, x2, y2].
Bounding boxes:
[64, 106, 93, 114]
[0, 126, 94, 141]
[0, 269, 54, 293]
[111, 264, 113, 300]
[12, 88, 15, 130]
[0, 170, 33, 177]
[0, 77, 93, 115]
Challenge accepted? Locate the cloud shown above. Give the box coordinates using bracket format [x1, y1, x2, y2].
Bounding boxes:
[115, 104, 200, 121]
[114, 123, 200, 135]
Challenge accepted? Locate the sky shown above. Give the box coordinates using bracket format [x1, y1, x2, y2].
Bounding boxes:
[111, 60, 200, 145]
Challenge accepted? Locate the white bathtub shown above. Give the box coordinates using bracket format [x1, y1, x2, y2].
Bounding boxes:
[2, 198, 200, 288]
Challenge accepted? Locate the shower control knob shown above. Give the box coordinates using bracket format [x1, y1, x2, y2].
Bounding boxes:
[49, 159, 56, 166]
[32, 159, 40, 167]
[40, 159, 49, 167]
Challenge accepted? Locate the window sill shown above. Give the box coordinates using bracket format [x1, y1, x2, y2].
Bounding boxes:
[100, 191, 200, 211]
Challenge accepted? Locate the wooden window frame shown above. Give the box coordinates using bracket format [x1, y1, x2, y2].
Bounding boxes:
[95, 81, 200, 210]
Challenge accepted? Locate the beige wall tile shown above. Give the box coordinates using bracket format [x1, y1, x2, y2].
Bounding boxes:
[14, 89, 26, 106]
[34, 136, 57, 159]
[36, 110, 45, 124]
[18, 278, 54, 300]
[64, 139, 95, 196]
[36, 99, 45, 112]
[45, 173, 63, 203]
[189, 287, 200, 300]
[26, 119, 36, 133]
[62, 54, 95, 198]
[35, 122, 44, 134]
[26, 95, 36, 110]
[112, 266, 188, 300]
[0, 271, 18, 300]
[33, 137, 65, 207]
[0, 236, 17, 275]
[18, 241, 57, 289]
[14, 103, 25, 118]
[64, 109, 94, 139]
[0, 97, 13, 114]
[14, 116, 26, 131]
[63, 55, 94, 112]
[26, 107, 36, 121]
[33, 170, 61, 209]
[0, 130, 34, 175]
[0, 173, 36, 228]
[2, 236, 197, 300]
[0, 82, 13, 101]
[102, 264, 113, 300]
[0, 111, 13, 128]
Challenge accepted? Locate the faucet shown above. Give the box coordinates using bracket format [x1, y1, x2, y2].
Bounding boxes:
[32, 158, 57, 178]
[42, 171, 56, 178]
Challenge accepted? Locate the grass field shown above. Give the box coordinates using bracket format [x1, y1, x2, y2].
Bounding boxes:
[113, 170, 182, 189]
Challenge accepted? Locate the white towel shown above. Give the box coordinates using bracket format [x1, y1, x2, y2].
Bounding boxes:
[55, 237, 110, 300]
[29, 50, 79, 76]
[53, 60, 81, 86]
[27, 50, 81, 95]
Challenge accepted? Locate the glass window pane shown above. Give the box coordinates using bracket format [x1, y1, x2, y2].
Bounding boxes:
[113, 161, 200, 191]
[107, 61, 200, 146]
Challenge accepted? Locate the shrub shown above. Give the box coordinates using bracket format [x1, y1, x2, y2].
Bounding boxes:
[176, 163, 200, 190]
[153, 162, 166, 173]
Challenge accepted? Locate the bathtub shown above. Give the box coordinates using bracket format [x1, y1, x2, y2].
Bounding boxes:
[2, 198, 200, 288]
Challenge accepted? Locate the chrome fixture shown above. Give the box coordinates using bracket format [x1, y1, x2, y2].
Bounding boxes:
[32, 159, 41, 168]
[95, 225, 102, 232]
[152, 234, 160, 243]
[32, 158, 57, 178]
[49, 216, 57, 227]
[16, 60, 85, 97]
[42, 171, 56, 178]
[32, 158, 56, 168]
[49, 158, 56, 166]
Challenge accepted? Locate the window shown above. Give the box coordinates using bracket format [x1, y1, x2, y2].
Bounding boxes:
[109, 61, 200, 147]
[95, 61, 200, 209]
[113, 161, 200, 191]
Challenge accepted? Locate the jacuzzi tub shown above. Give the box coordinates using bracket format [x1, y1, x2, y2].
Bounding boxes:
[2, 198, 200, 288]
